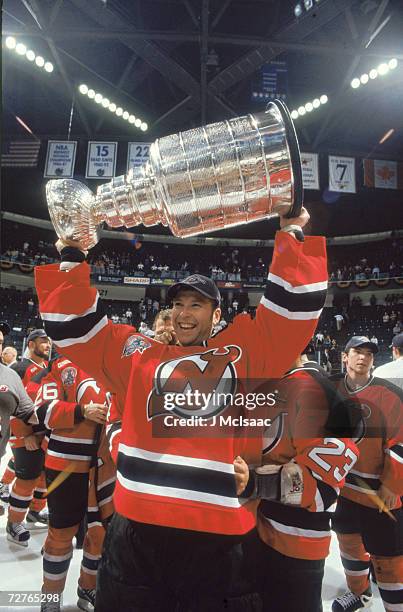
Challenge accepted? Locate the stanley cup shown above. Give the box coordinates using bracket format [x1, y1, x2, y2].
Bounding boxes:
[46, 100, 303, 249]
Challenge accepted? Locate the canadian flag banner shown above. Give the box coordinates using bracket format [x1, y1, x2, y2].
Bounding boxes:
[363, 158, 403, 190]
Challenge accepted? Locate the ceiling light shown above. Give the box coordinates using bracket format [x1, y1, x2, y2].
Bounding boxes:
[35, 55, 44, 67]
[44, 62, 53, 72]
[6, 36, 16, 49]
[87, 89, 95, 98]
[79, 84, 88, 94]
[102, 98, 110, 108]
[369, 69, 378, 79]
[388, 58, 398, 70]
[320, 94, 328, 104]
[304, 0, 313, 9]
[108, 102, 116, 112]
[377, 63, 389, 75]
[305, 102, 313, 112]
[379, 128, 394, 144]
[16, 43, 27, 55]
[294, 4, 303, 18]
[94, 93, 103, 103]
[129, 114, 136, 123]
[312, 98, 320, 108]
[140, 122, 148, 131]
[291, 110, 299, 119]
[351, 78, 360, 88]
[26, 50, 35, 61]
[360, 73, 369, 84]
[135, 118, 142, 127]
[298, 106, 306, 115]
[115, 107, 123, 116]
[122, 111, 129, 120]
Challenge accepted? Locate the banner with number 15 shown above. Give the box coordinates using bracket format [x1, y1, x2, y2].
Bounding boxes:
[86, 141, 117, 179]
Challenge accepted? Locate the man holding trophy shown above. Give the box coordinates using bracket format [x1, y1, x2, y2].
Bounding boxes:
[35, 102, 330, 611]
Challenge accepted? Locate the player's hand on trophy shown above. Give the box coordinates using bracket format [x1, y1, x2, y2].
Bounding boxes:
[234, 455, 249, 495]
[279, 206, 310, 230]
[55, 238, 88, 256]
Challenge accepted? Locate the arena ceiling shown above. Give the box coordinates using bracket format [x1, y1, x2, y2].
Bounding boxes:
[2, 0, 403, 237]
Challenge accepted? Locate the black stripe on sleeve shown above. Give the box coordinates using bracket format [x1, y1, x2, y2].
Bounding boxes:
[264, 281, 327, 313]
[43, 298, 106, 342]
[317, 480, 338, 510]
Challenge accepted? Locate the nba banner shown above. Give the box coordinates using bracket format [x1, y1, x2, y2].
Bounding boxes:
[86, 141, 117, 179]
[127, 142, 151, 171]
[363, 158, 403, 190]
[301, 152, 319, 190]
[329, 155, 356, 193]
[44, 141, 77, 178]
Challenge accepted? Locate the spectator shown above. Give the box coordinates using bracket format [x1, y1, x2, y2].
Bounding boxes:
[334, 313, 344, 331]
[1, 346, 18, 367]
[370, 334, 378, 346]
[382, 312, 390, 324]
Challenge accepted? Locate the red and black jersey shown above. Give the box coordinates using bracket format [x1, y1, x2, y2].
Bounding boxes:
[36, 231, 328, 535]
[332, 374, 403, 509]
[256, 365, 359, 560]
[11, 357, 47, 387]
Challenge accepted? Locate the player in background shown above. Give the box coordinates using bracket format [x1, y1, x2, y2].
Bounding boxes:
[373, 332, 403, 391]
[36, 208, 328, 611]
[331, 336, 403, 612]
[234, 351, 360, 612]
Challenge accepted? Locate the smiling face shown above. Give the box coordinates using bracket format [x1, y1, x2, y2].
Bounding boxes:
[29, 337, 51, 361]
[343, 346, 374, 380]
[171, 290, 221, 346]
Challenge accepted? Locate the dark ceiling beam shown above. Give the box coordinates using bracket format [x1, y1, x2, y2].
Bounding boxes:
[313, 0, 390, 148]
[182, 0, 199, 27]
[211, 0, 232, 30]
[48, 0, 64, 27]
[96, 53, 140, 131]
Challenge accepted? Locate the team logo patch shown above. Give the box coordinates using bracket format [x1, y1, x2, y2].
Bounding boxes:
[122, 335, 152, 358]
[61, 366, 77, 386]
[0, 385, 9, 392]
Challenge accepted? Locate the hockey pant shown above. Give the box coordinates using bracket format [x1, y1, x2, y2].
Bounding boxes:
[42, 463, 114, 595]
[333, 497, 403, 612]
[8, 447, 46, 523]
[1, 457, 15, 485]
[95, 513, 262, 612]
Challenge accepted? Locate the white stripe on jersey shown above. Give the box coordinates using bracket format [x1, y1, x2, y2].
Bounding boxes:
[260, 296, 323, 321]
[41, 294, 100, 322]
[267, 273, 328, 294]
[54, 316, 108, 348]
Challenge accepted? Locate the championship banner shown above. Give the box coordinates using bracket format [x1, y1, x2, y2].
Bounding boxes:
[86, 141, 117, 179]
[329, 155, 356, 193]
[127, 142, 151, 171]
[301, 152, 319, 190]
[363, 158, 403, 190]
[44, 141, 77, 178]
[252, 61, 288, 102]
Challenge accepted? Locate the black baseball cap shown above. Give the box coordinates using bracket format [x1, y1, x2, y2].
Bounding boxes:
[167, 274, 221, 306]
[344, 336, 379, 354]
[27, 329, 50, 343]
[0, 322, 10, 336]
[391, 332, 403, 350]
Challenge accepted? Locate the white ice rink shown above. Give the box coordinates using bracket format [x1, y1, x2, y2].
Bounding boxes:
[0, 451, 384, 612]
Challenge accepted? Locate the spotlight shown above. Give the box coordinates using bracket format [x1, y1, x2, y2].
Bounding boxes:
[35, 55, 45, 67]
[108, 102, 117, 112]
[122, 111, 129, 120]
[304, 0, 313, 9]
[360, 73, 369, 84]
[313, 98, 320, 108]
[320, 94, 328, 104]
[129, 114, 136, 123]
[388, 58, 398, 70]
[305, 102, 313, 112]
[5, 36, 16, 49]
[26, 50, 35, 61]
[135, 118, 142, 127]
[16, 43, 27, 55]
[79, 84, 88, 94]
[298, 106, 306, 115]
[44, 62, 54, 73]
[351, 78, 360, 88]
[369, 69, 378, 79]
[291, 110, 299, 119]
[102, 98, 110, 108]
[115, 107, 123, 116]
[377, 63, 389, 75]
[140, 122, 148, 131]
[294, 3, 303, 18]
[87, 89, 95, 98]
[94, 93, 103, 103]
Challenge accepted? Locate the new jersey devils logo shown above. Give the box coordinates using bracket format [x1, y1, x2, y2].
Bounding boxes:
[147, 345, 242, 420]
[353, 402, 372, 444]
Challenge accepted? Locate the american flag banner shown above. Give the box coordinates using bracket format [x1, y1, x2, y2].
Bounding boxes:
[1, 140, 41, 167]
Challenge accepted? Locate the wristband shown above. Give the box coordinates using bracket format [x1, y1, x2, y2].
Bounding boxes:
[281, 224, 305, 243]
[60, 246, 86, 263]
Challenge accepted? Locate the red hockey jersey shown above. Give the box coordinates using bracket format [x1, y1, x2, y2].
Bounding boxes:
[256, 366, 359, 560]
[36, 231, 328, 535]
[332, 374, 403, 509]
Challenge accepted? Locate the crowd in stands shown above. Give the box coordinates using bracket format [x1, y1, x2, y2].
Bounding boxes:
[2, 221, 402, 283]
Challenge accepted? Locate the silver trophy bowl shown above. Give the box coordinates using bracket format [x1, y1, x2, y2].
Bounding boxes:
[46, 100, 303, 249]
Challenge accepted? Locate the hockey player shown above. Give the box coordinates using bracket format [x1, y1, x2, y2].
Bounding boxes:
[331, 336, 403, 612]
[234, 352, 360, 612]
[35, 208, 328, 611]
[5, 329, 51, 544]
[13, 356, 115, 612]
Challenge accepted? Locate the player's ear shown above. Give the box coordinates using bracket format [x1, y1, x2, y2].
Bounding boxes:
[213, 307, 221, 326]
